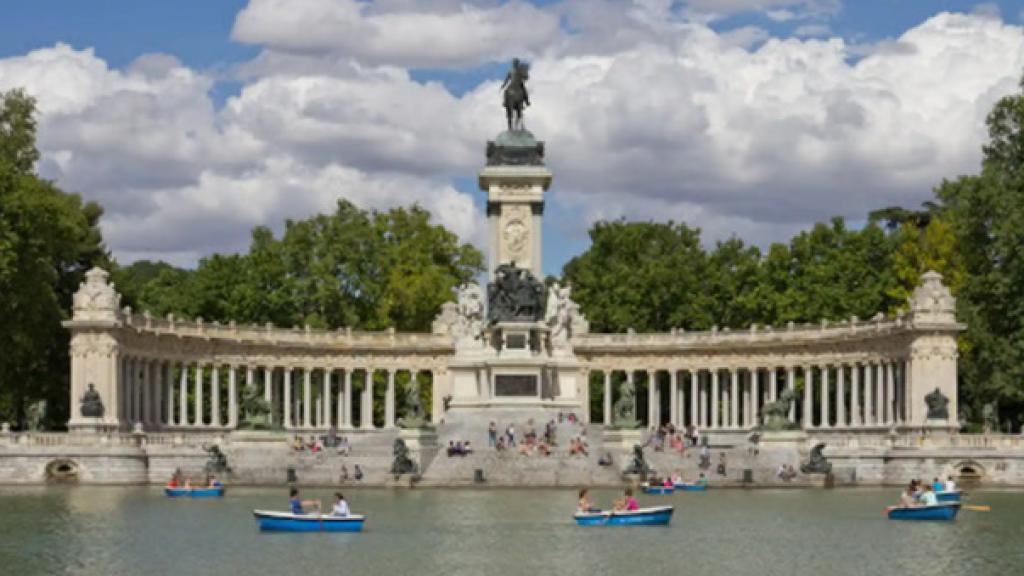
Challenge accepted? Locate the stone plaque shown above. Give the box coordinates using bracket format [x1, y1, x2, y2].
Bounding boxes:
[506, 334, 527, 349]
[494, 374, 538, 397]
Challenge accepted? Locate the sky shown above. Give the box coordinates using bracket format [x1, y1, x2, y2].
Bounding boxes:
[2, 0, 1024, 277]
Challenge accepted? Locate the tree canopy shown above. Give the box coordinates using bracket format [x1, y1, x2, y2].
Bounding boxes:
[118, 200, 483, 333]
[0, 89, 108, 429]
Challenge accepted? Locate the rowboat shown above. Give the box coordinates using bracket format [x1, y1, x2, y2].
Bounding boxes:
[886, 502, 960, 521]
[253, 510, 366, 532]
[574, 505, 674, 526]
[674, 482, 707, 491]
[164, 486, 225, 498]
[641, 484, 675, 495]
[936, 490, 962, 503]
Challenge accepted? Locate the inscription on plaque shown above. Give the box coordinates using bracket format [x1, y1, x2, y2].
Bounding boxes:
[506, 334, 527, 349]
[494, 374, 538, 397]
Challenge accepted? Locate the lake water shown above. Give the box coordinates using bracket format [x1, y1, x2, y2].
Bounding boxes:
[1, 486, 1022, 576]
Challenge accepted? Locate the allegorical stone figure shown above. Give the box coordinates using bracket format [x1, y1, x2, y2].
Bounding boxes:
[925, 387, 950, 420]
[612, 379, 639, 428]
[390, 438, 418, 477]
[501, 58, 530, 131]
[80, 383, 104, 418]
[800, 442, 832, 475]
[760, 389, 797, 431]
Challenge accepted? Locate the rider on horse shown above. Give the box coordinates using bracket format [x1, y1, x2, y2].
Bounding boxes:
[501, 58, 530, 131]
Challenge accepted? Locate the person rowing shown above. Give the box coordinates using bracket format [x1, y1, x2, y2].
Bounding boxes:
[289, 487, 321, 515]
[578, 488, 600, 513]
[331, 493, 350, 517]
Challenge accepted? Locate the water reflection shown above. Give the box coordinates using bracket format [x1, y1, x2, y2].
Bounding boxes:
[1, 486, 1022, 576]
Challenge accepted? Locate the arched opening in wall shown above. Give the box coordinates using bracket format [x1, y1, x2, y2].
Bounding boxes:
[45, 459, 80, 483]
[954, 461, 984, 488]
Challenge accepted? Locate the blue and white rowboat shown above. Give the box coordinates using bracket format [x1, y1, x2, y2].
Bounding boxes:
[165, 486, 225, 498]
[886, 502, 960, 521]
[674, 483, 707, 492]
[253, 510, 366, 532]
[936, 490, 963, 503]
[641, 484, 675, 495]
[574, 505, 674, 526]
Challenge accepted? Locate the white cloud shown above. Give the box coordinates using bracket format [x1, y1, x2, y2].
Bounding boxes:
[684, 0, 840, 21]
[793, 23, 831, 37]
[971, 2, 1001, 19]
[231, 0, 561, 69]
[2, 6, 1023, 269]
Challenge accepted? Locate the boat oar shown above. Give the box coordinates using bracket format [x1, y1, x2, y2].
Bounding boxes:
[963, 504, 991, 512]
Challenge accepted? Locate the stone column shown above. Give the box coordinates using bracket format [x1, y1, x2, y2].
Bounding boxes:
[669, 370, 679, 427]
[603, 371, 612, 425]
[166, 362, 175, 427]
[132, 359, 143, 426]
[647, 370, 657, 426]
[626, 370, 635, 423]
[193, 363, 204, 427]
[875, 362, 884, 426]
[362, 369, 375, 430]
[698, 371, 707, 428]
[283, 367, 293, 429]
[211, 365, 221, 427]
[344, 369, 353, 429]
[730, 369, 739, 429]
[770, 368, 778, 402]
[303, 367, 312, 428]
[837, 364, 846, 427]
[690, 371, 698, 428]
[820, 365, 830, 428]
[864, 362, 874, 426]
[323, 369, 332, 429]
[228, 365, 238, 428]
[385, 369, 396, 429]
[787, 367, 796, 422]
[802, 366, 813, 430]
[710, 369, 720, 429]
[263, 367, 274, 425]
[886, 361, 896, 426]
[178, 363, 188, 426]
[751, 369, 761, 428]
[851, 363, 861, 426]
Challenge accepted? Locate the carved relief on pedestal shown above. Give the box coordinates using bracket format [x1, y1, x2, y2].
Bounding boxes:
[499, 203, 532, 268]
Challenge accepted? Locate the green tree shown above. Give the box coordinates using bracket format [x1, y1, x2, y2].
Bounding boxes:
[130, 201, 483, 332]
[562, 220, 714, 332]
[0, 89, 108, 429]
[934, 76, 1024, 423]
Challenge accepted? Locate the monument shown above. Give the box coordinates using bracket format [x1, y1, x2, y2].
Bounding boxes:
[442, 58, 587, 419]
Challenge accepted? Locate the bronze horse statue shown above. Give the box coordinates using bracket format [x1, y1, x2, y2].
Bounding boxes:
[501, 58, 530, 131]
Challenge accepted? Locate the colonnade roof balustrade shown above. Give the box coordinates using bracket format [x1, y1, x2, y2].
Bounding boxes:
[573, 311, 964, 357]
[113, 310, 454, 356]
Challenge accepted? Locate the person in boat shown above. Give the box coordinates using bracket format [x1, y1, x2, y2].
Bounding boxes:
[696, 472, 708, 486]
[932, 477, 944, 492]
[918, 484, 938, 506]
[578, 488, 600, 513]
[289, 488, 320, 515]
[898, 484, 917, 508]
[662, 477, 673, 488]
[331, 492, 350, 517]
[208, 475, 222, 488]
[167, 475, 179, 488]
[944, 475, 957, 492]
[184, 476, 193, 489]
[671, 471, 682, 485]
[624, 488, 640, 511]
